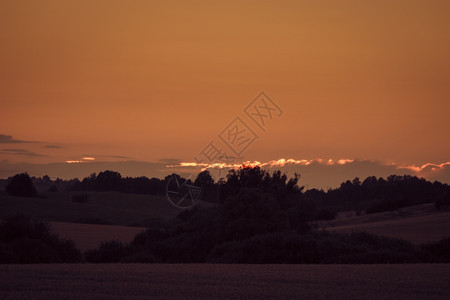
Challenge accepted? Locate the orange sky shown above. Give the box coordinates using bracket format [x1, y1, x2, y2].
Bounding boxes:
[1, 1, 449, 173]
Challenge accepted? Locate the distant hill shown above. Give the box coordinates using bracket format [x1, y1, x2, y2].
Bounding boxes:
[321, 203, 450, 244]
[0, 191, 211, 226]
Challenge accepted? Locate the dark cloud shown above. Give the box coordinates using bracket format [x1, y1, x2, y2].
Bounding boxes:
[159, 158, 182, 165]
[106, 155, 131, 159]
[82, 154, 132, 159]
[1, 149, 47, 157]
[0, 134, 34, 143]
[44, 145, 62, 149]
[0, 160, 168, 180]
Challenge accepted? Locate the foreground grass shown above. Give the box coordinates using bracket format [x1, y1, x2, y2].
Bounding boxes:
[1, 264, 449, 299]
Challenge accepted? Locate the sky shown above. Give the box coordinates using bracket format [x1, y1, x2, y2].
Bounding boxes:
[1, 1, 449, 187]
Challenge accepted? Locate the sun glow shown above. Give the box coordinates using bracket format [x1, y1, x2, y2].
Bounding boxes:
[168, 158, 450, 175]
[65, 160, 83, 164]
[397, 162, 450, 173]
[167, 158, 355, 171]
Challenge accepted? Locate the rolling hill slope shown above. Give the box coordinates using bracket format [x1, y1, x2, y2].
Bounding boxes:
[0, 191, 193, 226]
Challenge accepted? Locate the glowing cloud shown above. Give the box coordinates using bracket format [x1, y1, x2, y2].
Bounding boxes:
[65, 160, 83, 164]
[167, 158, 449, 178]
[167, 158, 355, 171]
[397, 162, 450, 173]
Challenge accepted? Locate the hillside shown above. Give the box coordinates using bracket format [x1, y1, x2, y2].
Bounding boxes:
[320, 203, 450, 244]
[0, 191, 200, 226]
[49, 222, 146, 251]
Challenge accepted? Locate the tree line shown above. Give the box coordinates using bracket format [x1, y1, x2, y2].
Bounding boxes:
[1, 167, 450, 264]
[3, 168, 450, 214]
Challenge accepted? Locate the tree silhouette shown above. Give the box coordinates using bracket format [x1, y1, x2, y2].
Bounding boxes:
[5, 173, 37, 197]
[194, 170, 218, 202]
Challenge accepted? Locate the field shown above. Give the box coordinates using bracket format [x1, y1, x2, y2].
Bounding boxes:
[49, 222, 147, 251]
[0, 191, 186, 226]
[320, 204, 450, 244]
[1, 264, 449, 299]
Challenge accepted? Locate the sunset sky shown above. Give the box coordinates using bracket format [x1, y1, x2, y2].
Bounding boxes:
[1, 1, 449, 186]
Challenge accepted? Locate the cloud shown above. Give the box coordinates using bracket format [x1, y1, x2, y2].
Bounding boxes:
[167, 158, 450, 189]
[82, 154, 131, 160]
[44, 145, 62, 149]
[0, 158, 448, 189]
[159, 158, 182, 165]
[0, 134, 34, 144]
[0, 160, 169, 180]
[109, 155, 131, 159]
[1, 149, 47, 157]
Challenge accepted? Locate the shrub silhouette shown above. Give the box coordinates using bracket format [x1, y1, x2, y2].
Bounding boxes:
[5, 173, 37, 197]
[11, 238, 60, 263]
[207, 231, 421, 264]
[0, 215, 81, 263]
[85, 240, 132, 263]
[421, 237, 450, 262]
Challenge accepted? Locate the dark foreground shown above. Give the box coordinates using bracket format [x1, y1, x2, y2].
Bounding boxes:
[1, 264, 449, 299]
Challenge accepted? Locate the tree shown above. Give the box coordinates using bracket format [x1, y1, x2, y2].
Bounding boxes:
[217, 188, 289, 241]
[5, 173, 37, 197]
[194, 170, 218, 202]
[94, 170, 122, 191]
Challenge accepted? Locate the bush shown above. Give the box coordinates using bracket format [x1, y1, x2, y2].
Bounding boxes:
[85, 240, 132, 263]
[207, 231, 421, 264]
[421, 237, 450, 262]
[0, 241, 18, 264]
[0, 215, 82, 264]
[11, 238, 61, 263]
[0, 215, 53, 243]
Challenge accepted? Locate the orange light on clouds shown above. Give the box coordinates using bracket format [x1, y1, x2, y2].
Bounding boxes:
[168, 158, 355, 171]
[65, 160, 83, 164]
[397, 162, 450, 173]
[169, 158, 450, 178]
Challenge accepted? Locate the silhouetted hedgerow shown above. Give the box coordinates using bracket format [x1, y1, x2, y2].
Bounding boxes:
[420, 237, 450, 263]
[85, 240, 133, 263]
[0, 215, 81, 263]
[206, 231, 422, 264]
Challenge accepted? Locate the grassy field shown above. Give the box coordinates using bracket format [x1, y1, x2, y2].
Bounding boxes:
[0, 191, 186, 226]
[49, 222, 147, 251]
[1, 264, 449, 299]
[320, 204, 450, 244]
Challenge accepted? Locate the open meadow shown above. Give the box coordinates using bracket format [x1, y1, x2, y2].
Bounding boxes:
[49, 222, 147, 251]
[1, 264, 449, 299]
[321, 204, 450, 244]
[0, 191, 185, 226]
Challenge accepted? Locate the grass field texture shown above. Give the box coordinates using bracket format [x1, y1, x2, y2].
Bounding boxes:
[1, 264, 449, 299]
[321, 204, 450, 244]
